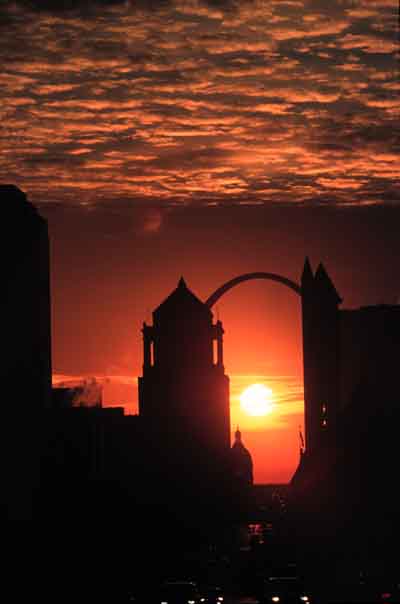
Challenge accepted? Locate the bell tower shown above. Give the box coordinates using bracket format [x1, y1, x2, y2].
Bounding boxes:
[138, 277, 230, 456]
[301, 259, 342, 455]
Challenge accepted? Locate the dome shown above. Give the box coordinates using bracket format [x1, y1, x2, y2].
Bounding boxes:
[231, 427, 253, 485]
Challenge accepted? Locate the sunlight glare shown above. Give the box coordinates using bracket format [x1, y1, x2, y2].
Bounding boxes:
[240, 383, 274, 416]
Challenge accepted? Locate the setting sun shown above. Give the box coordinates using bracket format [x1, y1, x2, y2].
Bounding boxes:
[240, 383, 274, 416]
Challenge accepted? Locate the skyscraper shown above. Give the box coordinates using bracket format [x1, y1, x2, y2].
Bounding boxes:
[0, 184, 52, 520]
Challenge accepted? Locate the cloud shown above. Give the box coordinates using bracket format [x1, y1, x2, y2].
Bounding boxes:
[4, 0, 144, 12]
[0, 0, 398, 206]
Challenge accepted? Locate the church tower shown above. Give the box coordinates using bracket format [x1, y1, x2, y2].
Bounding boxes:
[301, 258, 342, 456]
[138, 278, 230, 488]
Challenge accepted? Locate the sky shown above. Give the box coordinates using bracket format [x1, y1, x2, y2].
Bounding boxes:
[1, 0, 399, 483]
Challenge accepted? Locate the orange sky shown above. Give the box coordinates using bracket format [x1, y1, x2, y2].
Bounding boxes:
[49, 205, 400, 485]
[53, 370, 304, 484]
[2, 0, 399, 483]
[51, 229, 308, 484]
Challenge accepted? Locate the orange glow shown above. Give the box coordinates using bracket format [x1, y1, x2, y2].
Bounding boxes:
[240, 383, 274, 416]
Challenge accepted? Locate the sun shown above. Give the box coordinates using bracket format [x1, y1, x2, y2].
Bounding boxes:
[240, 383, 274, 416]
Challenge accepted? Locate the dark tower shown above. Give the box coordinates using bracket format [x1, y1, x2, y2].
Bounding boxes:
[300, 257, 315, 454]
[301, 258, 341, 455]
[138, 278, 230, 495]
[294, 262, 400, 552]
[0, 184, 52, 520]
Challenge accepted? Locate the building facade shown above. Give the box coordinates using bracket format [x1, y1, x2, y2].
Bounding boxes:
[138, 277, 231, 501]
[293, 258, 400, 551]
[0, 184, 52, 521]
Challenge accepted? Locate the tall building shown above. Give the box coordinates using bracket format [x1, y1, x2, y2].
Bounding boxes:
[293, 258, 400, 550]
[0, 184, 52, 520]
[300, 258, 400, 458]
[138, 277, 230, 499]
[301, 258, 342, 455]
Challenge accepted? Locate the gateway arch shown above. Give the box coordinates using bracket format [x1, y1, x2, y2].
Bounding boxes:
[204, 261, 341, 458]
[205, 271, 302, 308]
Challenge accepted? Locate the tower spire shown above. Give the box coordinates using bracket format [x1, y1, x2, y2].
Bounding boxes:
[301, 257, 314, 291]
[315, 262, 342, 304]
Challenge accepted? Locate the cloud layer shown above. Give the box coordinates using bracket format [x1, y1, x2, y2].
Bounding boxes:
[1, 0, 398, 206]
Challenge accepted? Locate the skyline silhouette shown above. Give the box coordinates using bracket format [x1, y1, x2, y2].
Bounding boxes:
[1, 2, 399, 601]
[1, 0, 398, 486]
[2, 183, 399, 493]
[1, 183, 400, 602]
[2, 182, 400, 482]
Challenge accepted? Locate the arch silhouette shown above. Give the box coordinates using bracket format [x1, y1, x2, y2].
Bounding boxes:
[205, 272, 301, 308]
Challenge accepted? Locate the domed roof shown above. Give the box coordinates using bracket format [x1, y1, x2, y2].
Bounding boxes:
[231, 427, 253, 485]
[232, 427, 252, 457]
[153, 277, 212, 323]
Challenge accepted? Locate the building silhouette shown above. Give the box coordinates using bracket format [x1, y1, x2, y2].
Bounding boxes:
[138, 277, 232, 507]
[0, 184, 51, 521]
[298, 257, 400, 462]
[300, 258, 342, 455]
[139, 277, 230, 445]
[230, 426, 253, 487]
[41, 277, 244, 545]
[229, 427, 254, 516]
[292, 258, 400, 556]
[7, 184, 399, 580]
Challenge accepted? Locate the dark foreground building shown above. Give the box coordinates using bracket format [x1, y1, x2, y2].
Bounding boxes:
[40, 277, 252, 571]
[138, 277, 231, 504]
[0, 185, 51, 521]
[291, 259, 400, 573]
[39, 278, 252, 600]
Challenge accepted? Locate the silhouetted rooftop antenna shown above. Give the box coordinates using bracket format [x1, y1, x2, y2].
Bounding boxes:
[299, 425, 305, 457]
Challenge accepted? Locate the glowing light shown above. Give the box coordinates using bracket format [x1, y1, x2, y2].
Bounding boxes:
[240, 383, 274, 416]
